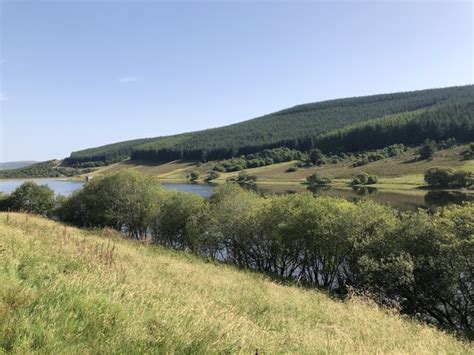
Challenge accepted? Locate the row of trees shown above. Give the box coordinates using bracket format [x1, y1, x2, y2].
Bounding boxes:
[65, 86, 473, 165]
[213, 147, 304, 172]
[1, 172, 471, 337]
[424, 168, 474, 188]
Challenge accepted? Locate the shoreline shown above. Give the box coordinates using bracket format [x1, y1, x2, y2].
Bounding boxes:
[2, 176, 473, 197]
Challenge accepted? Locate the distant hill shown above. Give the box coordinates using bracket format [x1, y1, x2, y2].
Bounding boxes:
[0, 160, 93, 179]
[0, 161, 37, 170]
[60, 85, 474, 166]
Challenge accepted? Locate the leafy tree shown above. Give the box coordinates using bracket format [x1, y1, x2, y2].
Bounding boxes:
[418, 140, 437, 160]
[424, 168, 473, 188]
[8, 181, 55, 216]
[309, 149, 325, 166]
[57, 171, 163, 238]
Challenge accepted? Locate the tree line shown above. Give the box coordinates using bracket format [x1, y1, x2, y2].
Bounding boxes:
[1, 171, 472, 338]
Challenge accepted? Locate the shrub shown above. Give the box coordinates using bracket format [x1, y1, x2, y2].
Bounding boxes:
[353, 158, 368, 167]
[351, 173, 378, 186]
[309, 149, 326, 166]
[236, 171, 257, 184]
[306, 173, 331, 186]
[189, 172, 199, 181]
[367, 175, 378, 184]
[204, 171, 220, 181]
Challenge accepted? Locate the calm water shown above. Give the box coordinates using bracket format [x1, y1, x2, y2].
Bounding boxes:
[255, 184, 474, 211]
[0, 179, 84, 196]
[0, 179, 215, 199]
[1, 179, 472, 210]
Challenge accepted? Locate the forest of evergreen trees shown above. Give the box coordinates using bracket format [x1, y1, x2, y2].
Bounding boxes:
[63, 85, 474, 166]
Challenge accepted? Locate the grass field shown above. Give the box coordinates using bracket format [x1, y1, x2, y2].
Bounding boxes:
[1, 213, 472, 353]
[84, 144, 474, 193]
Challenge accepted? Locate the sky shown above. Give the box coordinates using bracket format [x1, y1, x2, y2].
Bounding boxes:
[0, 0, 472, 162]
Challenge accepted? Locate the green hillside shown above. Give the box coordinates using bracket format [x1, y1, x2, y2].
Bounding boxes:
[0, 161, 37, 171]
[0, 160, 92, 179]
[1, 213, 471, 353]
[65, 85, 474, 166]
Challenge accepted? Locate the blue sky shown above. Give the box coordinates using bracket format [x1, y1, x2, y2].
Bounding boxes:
[0, 1, 472, 162]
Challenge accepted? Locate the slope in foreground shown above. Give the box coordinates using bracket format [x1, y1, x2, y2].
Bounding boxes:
[0, 213, 471, 354]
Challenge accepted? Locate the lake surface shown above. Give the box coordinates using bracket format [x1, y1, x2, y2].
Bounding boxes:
[0, 179, 85, 196]
[0, 179, 215, 199]
[255, 184, 474, 211]
[1, 179, 472, 210]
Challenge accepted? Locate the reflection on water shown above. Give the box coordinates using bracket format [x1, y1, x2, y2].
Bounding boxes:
[424, 190, 474, 208]
[255, 184, 474, 211]
[351, 186, 378, 196]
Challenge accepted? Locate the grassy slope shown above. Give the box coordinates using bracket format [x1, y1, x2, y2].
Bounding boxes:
[0, 213, 471, 354]
[85, 144, 474, 192]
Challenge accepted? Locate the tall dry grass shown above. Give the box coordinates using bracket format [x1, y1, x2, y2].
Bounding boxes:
[0, 213, 471, 354]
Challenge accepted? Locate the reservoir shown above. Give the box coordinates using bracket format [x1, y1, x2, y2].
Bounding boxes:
[1, 179, 472, 210]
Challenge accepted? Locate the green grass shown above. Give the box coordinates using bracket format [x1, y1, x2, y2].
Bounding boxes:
[0, 213, 472, 354]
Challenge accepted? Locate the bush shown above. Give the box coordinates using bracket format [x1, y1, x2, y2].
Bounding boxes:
[352, 173, 377, 186]
[353, 158, 368, 167]
[461, 143, 474, 160]
[236, 171, 257, 184]
[367, 175, 378, 184]
[189, 171, 199, 181]
[204, 171, 220, 181]
[306, 173, 331, 186]
[309, 149, 326, 166]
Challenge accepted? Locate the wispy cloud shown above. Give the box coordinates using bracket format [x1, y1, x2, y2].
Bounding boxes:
[117, 76, 143, 83]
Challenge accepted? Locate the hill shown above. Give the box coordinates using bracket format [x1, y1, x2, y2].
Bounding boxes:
[0, 161, 37, 170]
[65, 85, 474, 166]
[0, 213, 471, 353]
[0, 160, 92, 179]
